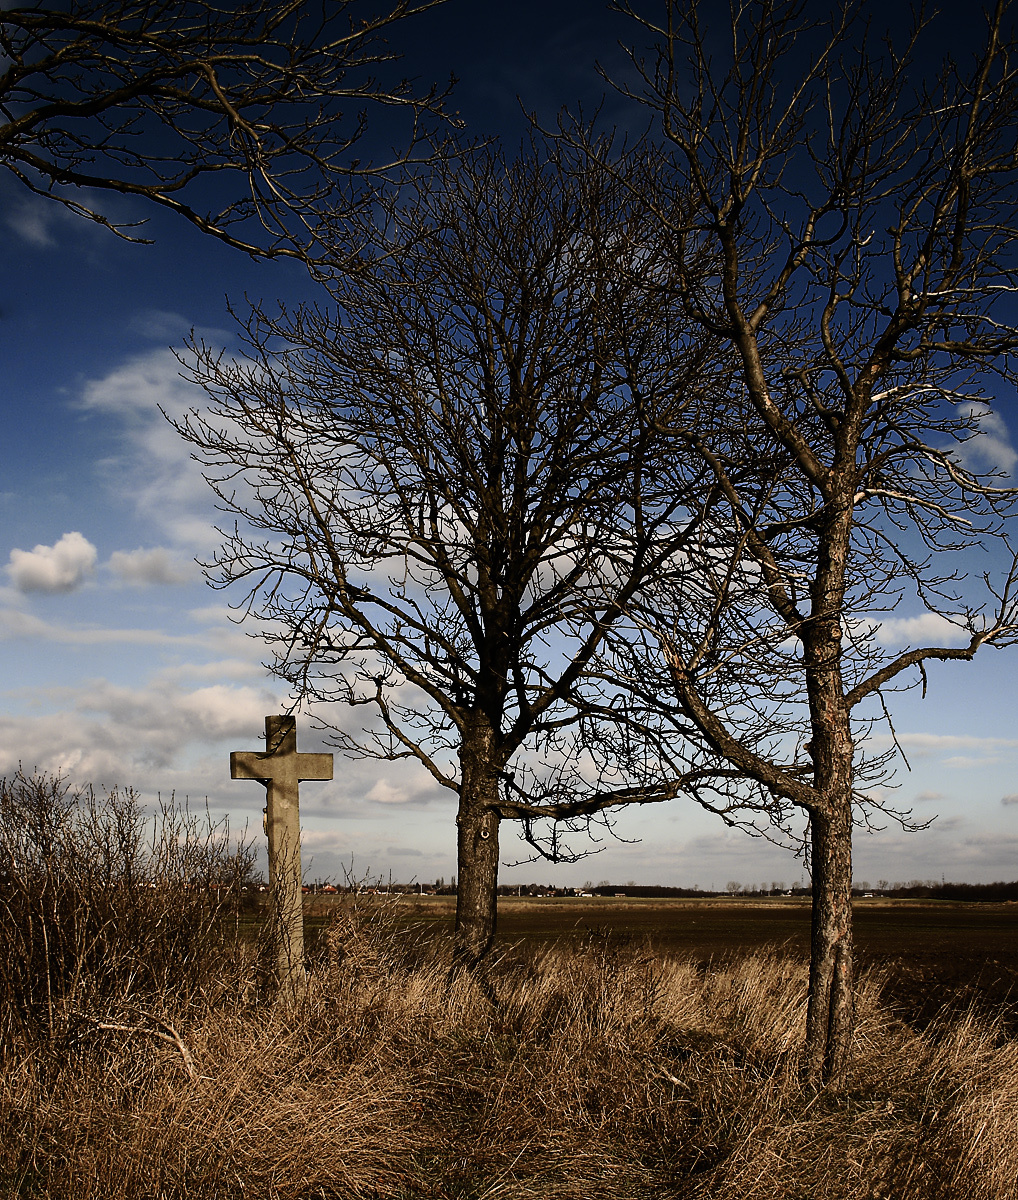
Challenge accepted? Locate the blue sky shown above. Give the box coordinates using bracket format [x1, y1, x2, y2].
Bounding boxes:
[2, 0, 1017, 889]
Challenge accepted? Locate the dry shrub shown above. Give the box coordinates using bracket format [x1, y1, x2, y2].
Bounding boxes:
[0, 769, 255, 1050]
[2, 878, 1016, 1198]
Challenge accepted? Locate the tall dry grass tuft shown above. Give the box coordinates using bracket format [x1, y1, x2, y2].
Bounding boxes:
[2, 839, 1016, 1197]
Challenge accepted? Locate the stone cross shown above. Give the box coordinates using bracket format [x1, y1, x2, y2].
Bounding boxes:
[231, 715, 333, 1004]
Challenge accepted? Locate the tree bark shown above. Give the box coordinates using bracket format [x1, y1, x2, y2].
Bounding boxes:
[804, 801, 855, 1088]
[452, 712, 502, 983]
[797, 496, 857, 1087]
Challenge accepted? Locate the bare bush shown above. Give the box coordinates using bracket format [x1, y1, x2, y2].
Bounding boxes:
[0, 769, 255, 1051]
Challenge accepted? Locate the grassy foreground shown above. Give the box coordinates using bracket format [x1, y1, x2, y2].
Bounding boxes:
[3, 898, 1018, 1199]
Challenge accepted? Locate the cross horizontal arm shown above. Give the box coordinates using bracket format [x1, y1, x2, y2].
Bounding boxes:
[230, 750, 333, 782]
[230, 750, 273, 783]
[293, 752, 334, 781]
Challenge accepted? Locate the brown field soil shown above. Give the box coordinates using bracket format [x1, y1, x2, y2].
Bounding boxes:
[303, 894, 1018, 1029]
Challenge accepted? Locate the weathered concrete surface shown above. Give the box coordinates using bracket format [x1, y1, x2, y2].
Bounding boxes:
[231, 715, 332, 1005]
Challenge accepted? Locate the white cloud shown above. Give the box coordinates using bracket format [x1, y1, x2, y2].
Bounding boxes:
[956, 402, 1018, 477]
[128, 309, 231, 345]
[914, 790, 945, 802]
[0, 677, 280, 782]
[77, 348, 219, 549]
[74, 678, 275, 744]
[897, 732, 1018, 751]
[107, 546, 195, 586]
[1001, 794, 1018, 806]
[868, 731, 1018, 766]
[852, 825, 1018, 882]
[0, 180, 137, 251]
[944, 754, 1003, 768]
[0, 606, 206, 646]
[79, 346, 194, 420]
[6, 531, 97, 592]
[960, 833, 1018, 857]
[366, 778, 410, 805]
[360, 776, 450, 809]
[175, 684, 275, 739]
[188, 604, 238, 624]
[0, 600, 257, 663]
[874, 612, 970, 647]
[6, 198, 57, 247]
[301, 830, 357, 853]
[156, 657, 265, 683]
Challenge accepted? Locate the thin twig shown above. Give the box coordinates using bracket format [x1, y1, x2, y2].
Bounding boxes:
[88, 1013, 199, 1082]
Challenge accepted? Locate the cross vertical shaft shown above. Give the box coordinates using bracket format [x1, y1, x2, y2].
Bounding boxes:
[230, 715, 333, 1005]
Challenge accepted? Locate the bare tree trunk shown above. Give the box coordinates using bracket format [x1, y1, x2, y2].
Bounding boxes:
[452, 712, 502, 986]
[800, 506, 856, 1087]
[453, 802, 500, 970]
[804, 801, 855, 1088]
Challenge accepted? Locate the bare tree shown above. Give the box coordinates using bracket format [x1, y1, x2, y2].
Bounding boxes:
[171, 136, 726, 978]
[0, 0, 451, 257]
[586, 0, 1018, 1086]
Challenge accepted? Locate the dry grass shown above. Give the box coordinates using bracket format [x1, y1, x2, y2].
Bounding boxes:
[2, 888, 1017, 1200]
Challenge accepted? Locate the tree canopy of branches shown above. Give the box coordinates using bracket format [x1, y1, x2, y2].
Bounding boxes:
[0, 0, 450, 256]
[592, 0, 1018, 1086]
[173, 138, 724, 974]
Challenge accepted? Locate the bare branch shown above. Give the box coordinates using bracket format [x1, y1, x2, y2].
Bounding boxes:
[0, 0, 455, 257]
